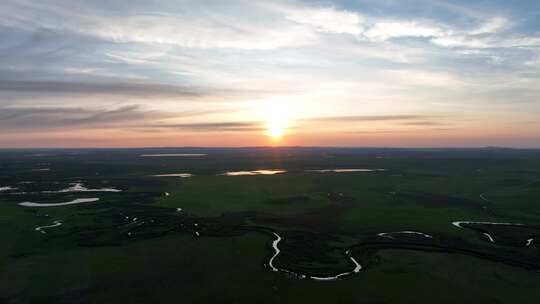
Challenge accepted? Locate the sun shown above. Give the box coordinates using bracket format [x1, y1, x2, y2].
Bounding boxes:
[263, 102, 288, 141]
[267, 119, 285, 140]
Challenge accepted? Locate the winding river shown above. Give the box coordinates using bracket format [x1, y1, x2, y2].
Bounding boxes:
[452, 221, 530, 244]
[43, 182, 121, 193]
[483, 232, 495, 243]
[35, 220, 62, 234]
[268, 232, 362, 281]
[452, 221, 525, 228]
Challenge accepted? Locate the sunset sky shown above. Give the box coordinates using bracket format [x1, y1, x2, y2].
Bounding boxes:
[1, 0, 539, 148]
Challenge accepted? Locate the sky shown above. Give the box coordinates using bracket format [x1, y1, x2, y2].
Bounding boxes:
[0, 0, 539, 148]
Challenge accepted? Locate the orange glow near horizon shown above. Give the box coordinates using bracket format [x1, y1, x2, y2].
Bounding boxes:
[1, 129, 539, 148]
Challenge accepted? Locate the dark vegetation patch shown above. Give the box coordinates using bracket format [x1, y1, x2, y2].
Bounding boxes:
[256, 192, 355, 232]
[264, 196, 311, 205]
[350, 236, 540, 271]
[275, 231, 352, 275]
[397, 192, 486, 209]
[459, 223, 540, 247]
[529, 181, 540, 188]
[494, 178, 527, 187]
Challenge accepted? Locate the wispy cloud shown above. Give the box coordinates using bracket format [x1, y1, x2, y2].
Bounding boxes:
[0, 105, 154, 129]
[0, 105, 215, 131]
[299, 115, 435, 123]
[0, 103, 261, 135]
[285, 6, 364, 35]
[0, 80, 202, 97]
[469, 17, 509, 35]
[146, 122, 264, 132]
[0, 1, 319, 50]
[364, 21, 443, 41]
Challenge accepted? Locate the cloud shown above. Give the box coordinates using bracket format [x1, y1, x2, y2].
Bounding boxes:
[400, 121, 447, 126]
[349, 127, 455, 134]
[0, 104, 261, 134]
[379, 69, 463, 87]
[360, 17, 511, 52]
[502, 37, 540, 48]
[0, 79, 278, 103]
[525, 57, 540, 67]
[364, 21, 443, 41]
[431, 35, 491, 49]
[97, 15, 317, 50]
[0, 105, 199, 131]
[0, 80, 202, 97]
[300, 115, 434, 123]
[146, 122, 264, 132]
[285, 6, 364, 35]
[469, 17, 508, 35]
[0, 1, 319, 50]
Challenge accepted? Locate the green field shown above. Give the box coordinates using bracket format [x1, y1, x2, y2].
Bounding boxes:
[1, 148, 540, 303]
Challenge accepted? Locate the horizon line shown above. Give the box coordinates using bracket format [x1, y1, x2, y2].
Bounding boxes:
[0, 146, 539, 150]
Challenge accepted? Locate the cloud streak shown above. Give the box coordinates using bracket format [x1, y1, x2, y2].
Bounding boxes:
[0, 104, 264, 134]
[146, 122, 264, 132]
[0, 80, 202, 97]
[300, 115, 434, 123]
[0, 105, 209, 131]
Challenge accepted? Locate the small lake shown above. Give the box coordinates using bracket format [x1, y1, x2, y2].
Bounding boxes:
[19, 198, 100, 207]
[0, 186, 17, 192]
[306, 169, 385, 173]
[140, 154, 207, 157]
[152, 173, 193, 178]
[222, 170, 286, 176]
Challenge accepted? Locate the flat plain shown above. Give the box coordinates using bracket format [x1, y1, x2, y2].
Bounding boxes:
[1, 147, 540, 303]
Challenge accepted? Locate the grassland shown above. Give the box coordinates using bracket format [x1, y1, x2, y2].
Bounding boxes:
[1, 148, 539, 303]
